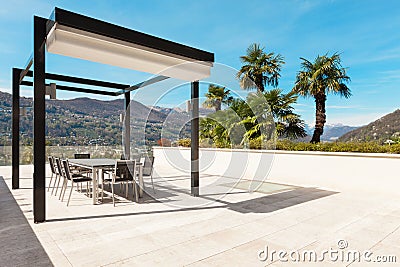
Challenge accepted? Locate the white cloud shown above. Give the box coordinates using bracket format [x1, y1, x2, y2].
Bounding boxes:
[293, 103, 311, 107]
[377, 70, 400, 83]
[326, 112, 392, 127]
[349, 46, 400, 66]
[0, 87, 10, 93]
[326, 105, 360, 109]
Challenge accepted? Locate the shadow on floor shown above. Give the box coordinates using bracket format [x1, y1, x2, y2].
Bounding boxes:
[0, 176, 53, 267]
[46, 180, 338, 223]
[226, 187, 337, 213]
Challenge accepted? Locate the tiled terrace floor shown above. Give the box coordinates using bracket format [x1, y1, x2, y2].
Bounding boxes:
[1, 165, 400, 266]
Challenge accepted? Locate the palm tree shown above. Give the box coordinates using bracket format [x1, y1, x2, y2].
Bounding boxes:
[203, 84, 232, 111]
[263, 89, 307, 139]
[237, 43, 285, 92]
[239, 90, 306, 140]
[292, 53, 351, 143]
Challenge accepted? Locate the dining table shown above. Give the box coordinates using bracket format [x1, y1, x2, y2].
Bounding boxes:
[68, 158, 144, 204]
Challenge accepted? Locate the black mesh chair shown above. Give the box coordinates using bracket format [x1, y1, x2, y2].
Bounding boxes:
[72, 153, 92, 179]
[61, 160, 92, 206]
[74, 153, 90, 159]
[102, 160, 138, 206]
[140, 156, 155, 192]
[48, 156, 57, 192]
[52, 157, 64, 196]
[59, 159, 92, 200]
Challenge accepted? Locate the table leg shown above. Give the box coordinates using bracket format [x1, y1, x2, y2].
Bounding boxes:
[92, 168, 98, 204]
[100, 169, 104, 202]
[139, 165, 143, 198]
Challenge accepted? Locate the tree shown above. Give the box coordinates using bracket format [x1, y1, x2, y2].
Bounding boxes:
[203, 84, 232, 111]
[200, 110, 244, 148]
[263, 89, 307, 139]
[199, 90, 306, 148]
[237, 43, 285, 92]
[292, 53, 351, 143]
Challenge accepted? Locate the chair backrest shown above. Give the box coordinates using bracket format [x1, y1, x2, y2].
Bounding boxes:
[74, 153, 90, 159]
[114, 160, 136, 181]
[48, 156, 56, 174]
[142, 156, 154, 176]
[62, 160, 72, 181]
[120, 154, 129, 160]
[54, 157, 64, 176]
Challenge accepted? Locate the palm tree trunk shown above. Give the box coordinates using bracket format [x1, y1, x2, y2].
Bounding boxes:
[256, 76, 264, 92]
[215, 100, 221, 111]
[311, 92, 326, 143]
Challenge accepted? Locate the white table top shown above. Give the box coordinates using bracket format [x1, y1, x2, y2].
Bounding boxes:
[69, 158, 116, 168]
[69, 158, 142, 168]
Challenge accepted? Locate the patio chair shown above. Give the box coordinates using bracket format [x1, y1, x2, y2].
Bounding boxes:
[52, 157, 64, 196]
[102, 160, 138, 206]
[71, 153, 92, 187]
[61, 160, 93, 206]
[74, 153, 90, 159]
[48, 156, 57, 192]
[60, 159, 92, 199]
[140, 156, 155, 192]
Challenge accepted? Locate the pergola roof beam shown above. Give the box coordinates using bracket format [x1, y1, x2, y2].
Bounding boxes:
[17, 68, 130, 90]
[20, 81, 119, 96]
[19, 54, 33, 83]
[52, 8, 214, 63]
[18, 68, 171, 96]
[120, 75, 170, 94]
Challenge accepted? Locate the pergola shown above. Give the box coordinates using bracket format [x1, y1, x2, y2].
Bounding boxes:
[12, 8, 214, 223]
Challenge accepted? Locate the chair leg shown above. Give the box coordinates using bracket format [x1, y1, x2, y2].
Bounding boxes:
[101, 181, 104, 202]
[151, 173, 155, 193]
[67, 182, 74, 206]
[55, 175, 62, 196]
[51, 174, 58, 195]
[59, 178, 66, 200]
[48, 173, 53, 192]
[126, 182, 128, 198]
[61, 180, 68, 202]
[111, 183, 115, 207]
[133, 181, 138, 203]
[60, 178, 68, 200]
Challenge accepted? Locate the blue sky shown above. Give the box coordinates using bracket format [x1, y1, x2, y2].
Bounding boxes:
[0, 0, 399, 126]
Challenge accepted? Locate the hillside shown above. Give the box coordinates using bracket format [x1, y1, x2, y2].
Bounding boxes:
[339, 109, 400, 142]
[298, 123, 359, 142]
[0, 91, 189, 146]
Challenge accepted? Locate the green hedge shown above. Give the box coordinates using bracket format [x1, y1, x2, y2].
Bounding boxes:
[177, 138, 400, 154]
[275, 140, 400, 153]
[176, 138, 191, 147]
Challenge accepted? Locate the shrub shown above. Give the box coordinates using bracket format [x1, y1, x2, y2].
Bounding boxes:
[177, 138, 191, 147]
[275, 140, 399, 154]
[176, 138, 400, 154]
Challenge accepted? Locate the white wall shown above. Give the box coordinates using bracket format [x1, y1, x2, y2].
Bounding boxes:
[153, 147, 400, 196]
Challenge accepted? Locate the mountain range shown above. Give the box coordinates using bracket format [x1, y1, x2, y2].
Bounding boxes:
[302, 123, 359, 142]
[0, 91, 189, 146]
[339, 109, 400, 142]
[1, 91, 398, 145]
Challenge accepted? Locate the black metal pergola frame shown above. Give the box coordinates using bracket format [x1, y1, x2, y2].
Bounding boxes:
[12, 8, 214, 223]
